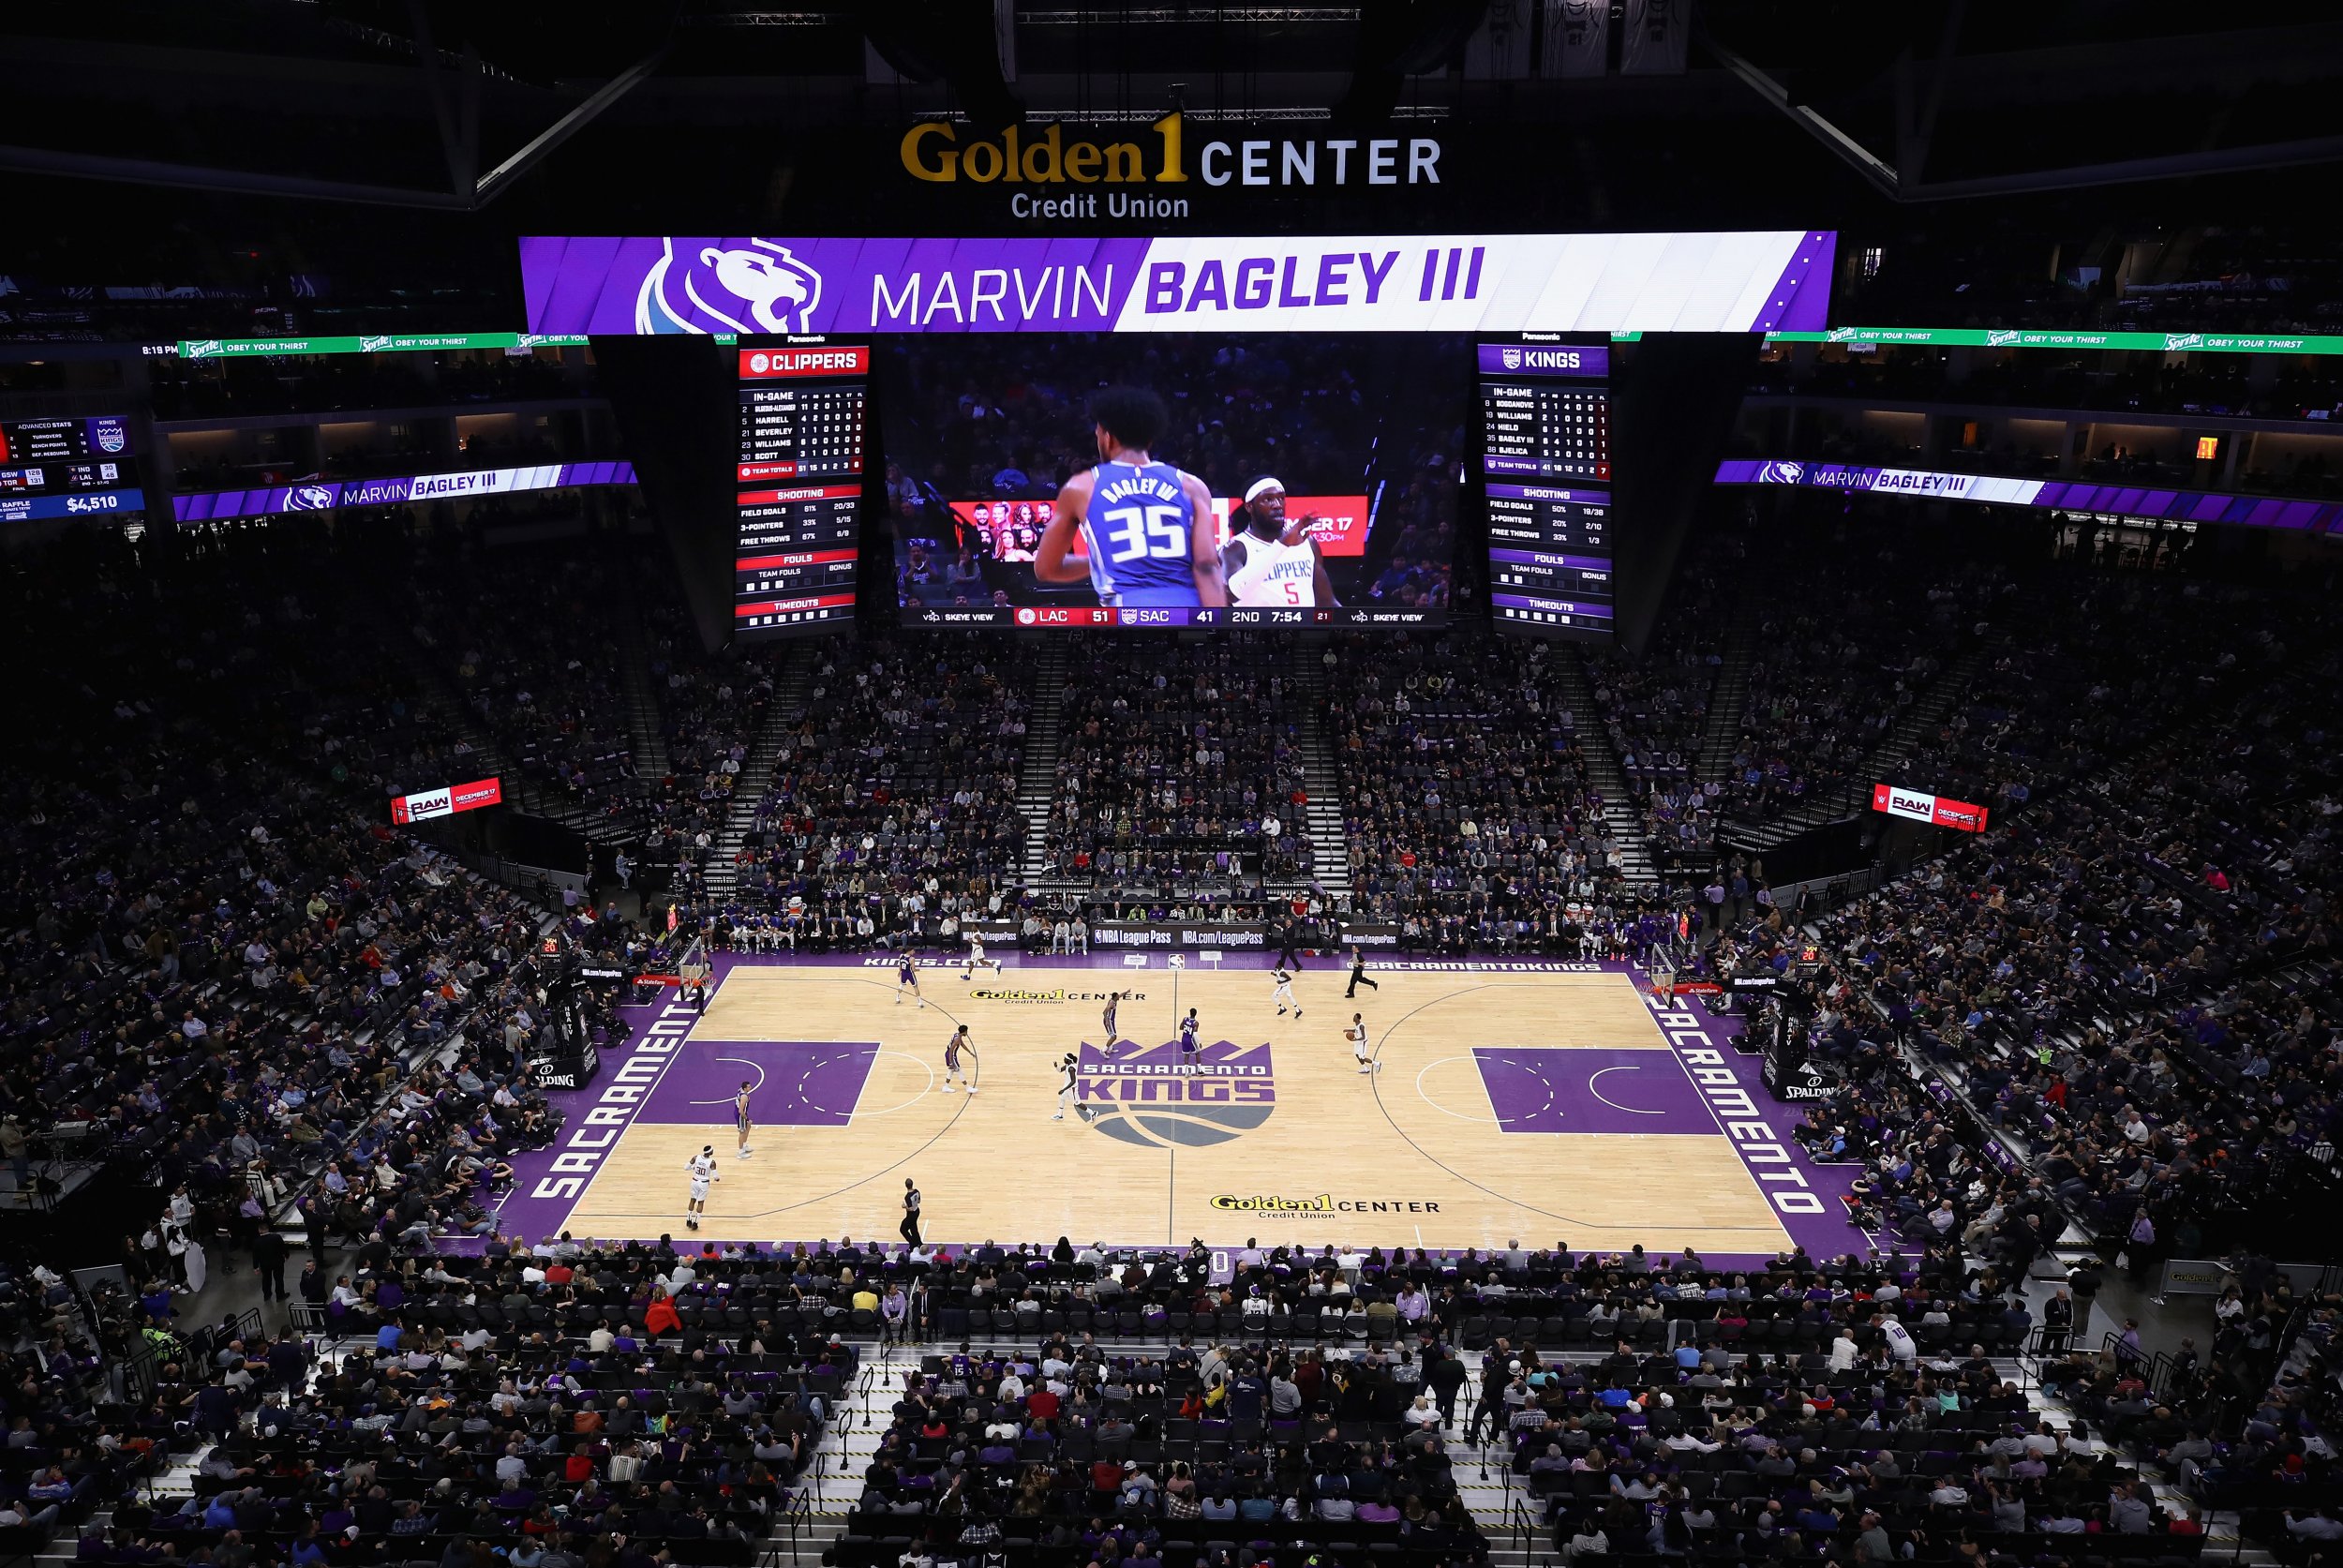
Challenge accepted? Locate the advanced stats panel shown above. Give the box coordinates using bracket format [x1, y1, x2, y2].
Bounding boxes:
[1479, 339, 1613, 640]
[0, 416, 142, 519]
[734, 341, 867, 638]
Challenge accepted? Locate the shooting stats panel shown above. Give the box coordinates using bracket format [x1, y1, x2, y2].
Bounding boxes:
[1479, 339, 1614, 640]
[734, 342, 866, 637]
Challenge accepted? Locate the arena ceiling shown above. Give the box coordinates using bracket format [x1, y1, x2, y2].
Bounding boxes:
[4, 0, 2341, 213]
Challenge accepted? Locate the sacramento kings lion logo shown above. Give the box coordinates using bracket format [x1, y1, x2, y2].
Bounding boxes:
[634, 238, 824, 336]
[1075, 1039, 1276, 1150]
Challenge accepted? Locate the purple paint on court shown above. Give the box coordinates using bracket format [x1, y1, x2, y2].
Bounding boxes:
[634, 1039, 882, 1128]
[1473, 1047, 1715, 1135]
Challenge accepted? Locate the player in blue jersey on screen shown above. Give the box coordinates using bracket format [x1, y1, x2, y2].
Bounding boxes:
[1036, 386, 1225, 610]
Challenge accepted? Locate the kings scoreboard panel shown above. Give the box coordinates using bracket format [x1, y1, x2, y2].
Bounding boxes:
[1479, 339, 1614, 641]
[734, 341, 867, 638]
[0, 416, 142, 519]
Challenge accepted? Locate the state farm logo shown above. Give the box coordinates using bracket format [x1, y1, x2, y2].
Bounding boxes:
[1074, 1039, 1274, 1150]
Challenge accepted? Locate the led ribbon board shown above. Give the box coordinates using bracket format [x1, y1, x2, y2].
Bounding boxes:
[518, 231, 1836, 336]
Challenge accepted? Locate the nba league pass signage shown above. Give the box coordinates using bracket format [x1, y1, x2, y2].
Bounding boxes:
[519, 230, 1834, 336]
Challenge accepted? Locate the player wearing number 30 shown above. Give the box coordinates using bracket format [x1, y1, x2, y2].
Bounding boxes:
[1223, 477, 1336, 609]
[1037, 387, 1225, 610]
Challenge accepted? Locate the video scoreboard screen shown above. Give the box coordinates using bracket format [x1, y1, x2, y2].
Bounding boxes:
[733, 339, 866, 639]
[0, 416, 142, 519]
[877, 332, 1465, 629]
[1479, 339, 1614, 641]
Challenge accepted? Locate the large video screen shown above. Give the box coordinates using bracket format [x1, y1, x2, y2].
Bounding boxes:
[876, 333, 1467, 629]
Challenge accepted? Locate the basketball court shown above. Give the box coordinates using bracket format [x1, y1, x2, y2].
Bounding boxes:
[500, 957, 1860, 1262]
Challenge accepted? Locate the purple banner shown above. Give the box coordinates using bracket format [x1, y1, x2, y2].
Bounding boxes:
[519, 231, 1835, 336]
[173, 460, 637, 523]
[1478, 343, 1608, 378]
[1713, 458, 2342, 533]
[521, 236, 1151, 336]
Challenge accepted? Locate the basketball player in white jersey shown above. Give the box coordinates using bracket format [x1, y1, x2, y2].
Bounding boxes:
[684, 1145, 720, 1231]
[961, 933, 1000, 981]
[1221, 477, 1336, 609]
[942, 1024, 977, 1094]
[1271, 964, 1301, 1018]
[1052, 1052, 1081, 1121]
[1347, 1012, 1378, 1075]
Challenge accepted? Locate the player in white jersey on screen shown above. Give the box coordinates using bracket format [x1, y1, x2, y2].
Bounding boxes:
[1221, 477, 1336, 609]
[684, 1146, 720, 1231]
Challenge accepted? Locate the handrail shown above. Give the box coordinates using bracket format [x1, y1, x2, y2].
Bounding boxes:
[1509, 1497, 1539, 1562]
[774, 1489, 813, 1566]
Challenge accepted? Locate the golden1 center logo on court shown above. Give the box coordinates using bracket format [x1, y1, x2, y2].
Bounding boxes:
[1075, 1038, 1274, 1149]
[968, 988, 1146, 1004]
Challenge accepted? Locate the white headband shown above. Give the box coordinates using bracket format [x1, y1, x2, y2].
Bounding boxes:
[1243, 477, 1284, 505]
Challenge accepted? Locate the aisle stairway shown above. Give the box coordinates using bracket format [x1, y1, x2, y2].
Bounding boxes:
[1724, 629, 2002, 850]
[1284, 647, 1355, 910]
[1545, 650, 1660, 893]
[613, 605, 673, 787]
[1014, 638, 1077, 897]
[1693, 615, 1758, 784]
[701, 643, 813, 899]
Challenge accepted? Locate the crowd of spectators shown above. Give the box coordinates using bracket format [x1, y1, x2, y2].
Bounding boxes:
[1044, 636, 1310, 903]
[635, 592, 773, 903]
[1584, 541, 1734, 856]
[1324, 632, 1638, 953]
[404, 538, 642, 827]
[715, 639, 1028, 951]
[1729, 577, 2342, 1276]
[0, 516, 660, 1382]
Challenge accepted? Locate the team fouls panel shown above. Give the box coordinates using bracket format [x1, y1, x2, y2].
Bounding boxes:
[1479, 339, 1615, 639]
[734, 342, 868, 637]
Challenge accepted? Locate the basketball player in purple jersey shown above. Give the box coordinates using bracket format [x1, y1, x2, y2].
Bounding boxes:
[1036, 387, 1224, 611]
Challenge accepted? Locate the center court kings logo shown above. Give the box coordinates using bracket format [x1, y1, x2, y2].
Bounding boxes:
[634, 239, 825, 335]
[1073, 1039, 1276, 1150]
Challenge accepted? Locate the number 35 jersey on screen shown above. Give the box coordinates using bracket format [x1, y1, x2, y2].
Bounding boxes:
[1080, 458, 1204, 607]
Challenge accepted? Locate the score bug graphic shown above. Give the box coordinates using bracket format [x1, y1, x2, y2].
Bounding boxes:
[1075, 1038, 1276, 1149]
